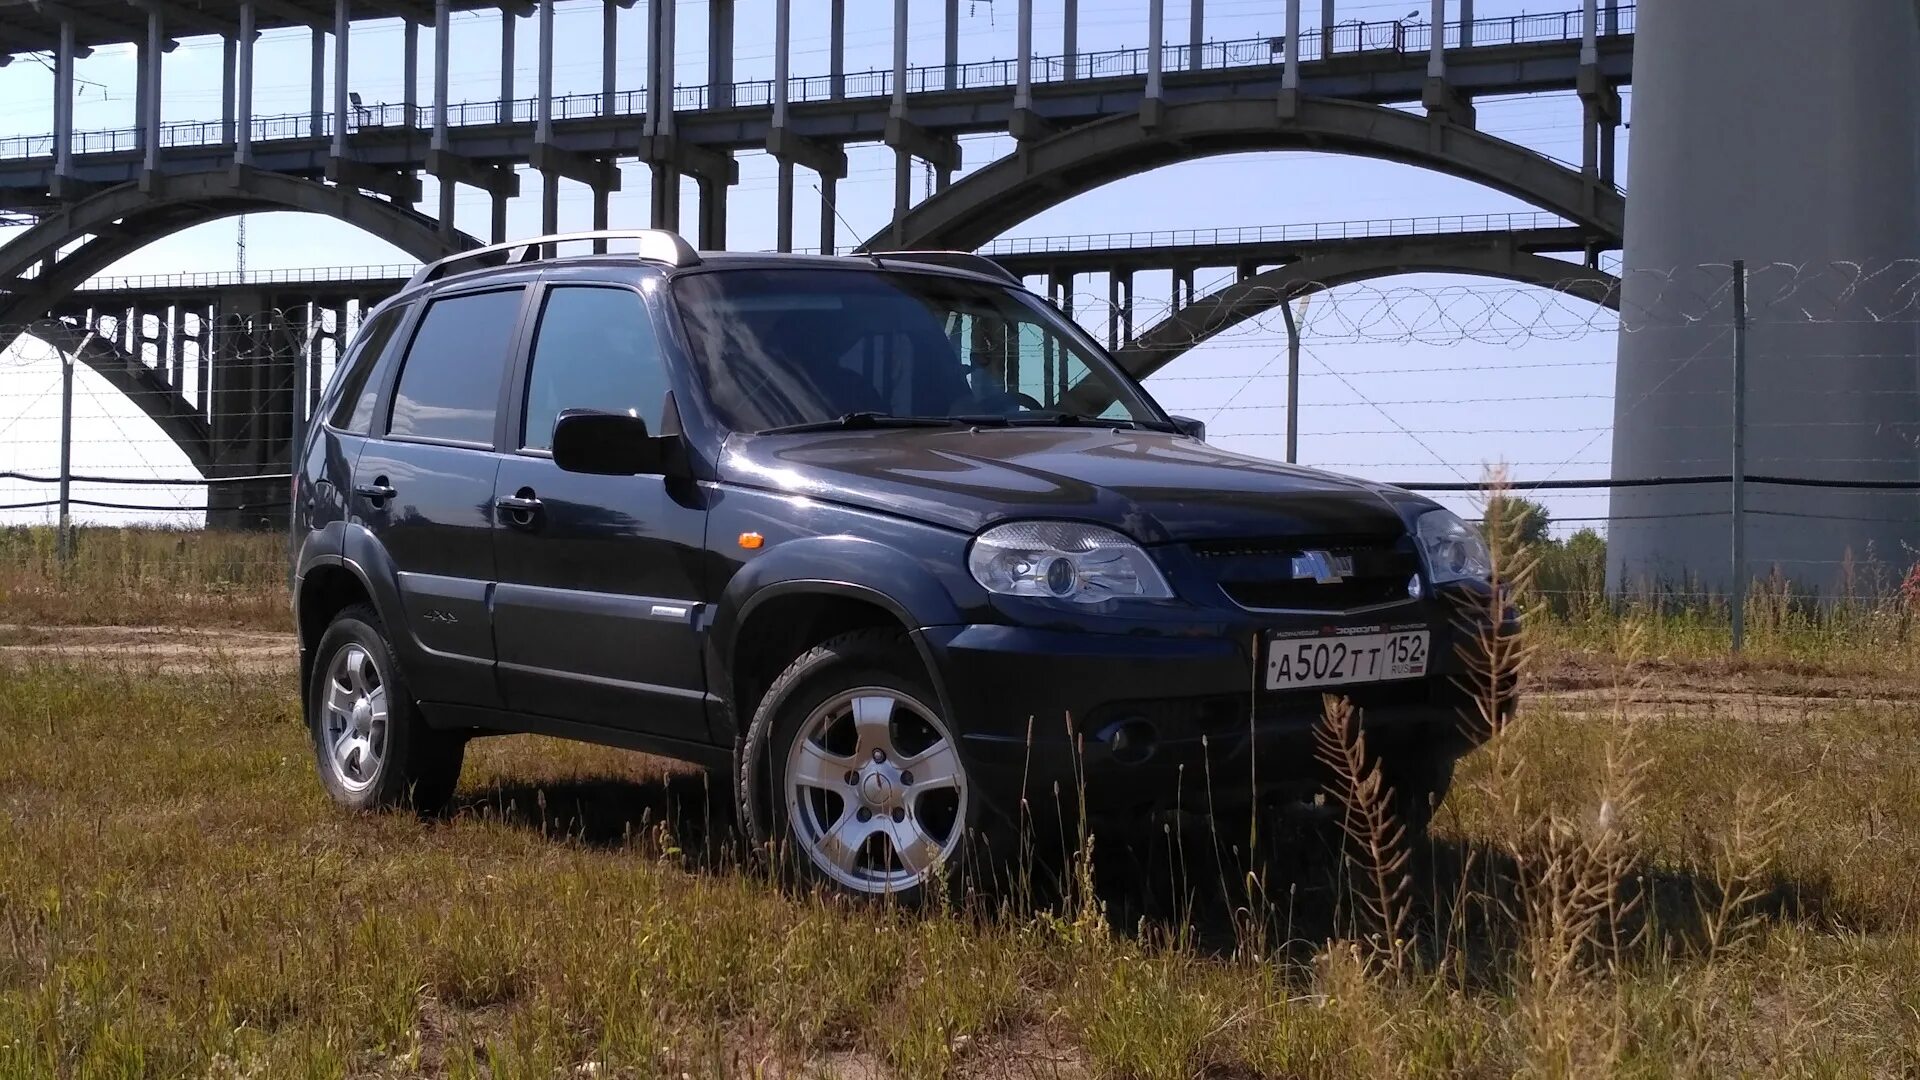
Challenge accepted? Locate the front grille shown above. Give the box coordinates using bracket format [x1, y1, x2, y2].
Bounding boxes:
[1191, 534, 1419, 614]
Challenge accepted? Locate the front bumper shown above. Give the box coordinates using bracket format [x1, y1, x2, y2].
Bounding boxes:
[916, 600, 1511, 819]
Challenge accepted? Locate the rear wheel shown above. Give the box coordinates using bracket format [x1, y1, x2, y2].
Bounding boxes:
[308, 604, 466, 814]
[738, 630, 991, 902]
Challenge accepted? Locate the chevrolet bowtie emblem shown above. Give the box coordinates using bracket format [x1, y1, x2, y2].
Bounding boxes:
[1291, 550, 1354, 584]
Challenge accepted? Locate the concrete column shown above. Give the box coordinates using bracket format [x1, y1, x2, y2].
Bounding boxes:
[500, 9, 516, 121]
[134, 38, 145, 149]
[891, 0, 907, 114]
[432, 0, 449, 149]
[829, 0, 845, 98]
[332, 0, 349, 159]
[602, 0, 617, 115]
[772, 0, 790, 127]
[1106, 273, 1121, 350]
[537, 0, 556, 233]
[773, 0, 793, 249]
[403, 21, 418, 125]
[143, 9, 163, 173]
[1146, 0, 1164, 104]
[1581, 0, 1597, 64]
[1014, 0, 1032, 109]
[775, 161, 794, 251]
[819, 175, 837, 254]
[53, 21, 74, 177]
[593, 183, 610, 232]
[1188, 0, 1202, 71]
[491, 188, 509, 242]
[222, 36, 237, 142]
[1428, 0, 1444, 77]
[644, 0, 660, 133]
[1283, 0, 1300, 89]
[1064, 0, 1078, 78]
[1321, 0, 1335, 53]
[658, 0, 675, 135]
[1608, 0, 1920, 592]
[698, 178, 725, 248]
[650, 166, 679, 229]
[944, 0, 958, 90]
[1461, 0, 1473, 47]
[708, 0, 733, 108]
[536, 0, 554, 142]
[235, 6, 254, 163]
[310, 28, 324, 138]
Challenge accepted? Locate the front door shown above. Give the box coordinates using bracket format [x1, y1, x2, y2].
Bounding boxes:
[490, 281, 710, 740]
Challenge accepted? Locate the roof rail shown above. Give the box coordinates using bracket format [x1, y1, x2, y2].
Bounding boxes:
[407, 229, 700, 290]
[867, 250, 1022, 286]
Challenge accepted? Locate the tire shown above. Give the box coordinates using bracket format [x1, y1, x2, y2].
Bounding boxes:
[736, 629, 1000, 903]
[307, 603, 466, 814]
[1380, 753, 1455, 838]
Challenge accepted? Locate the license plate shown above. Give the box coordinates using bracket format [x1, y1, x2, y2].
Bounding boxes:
[1265, 630, 1429, 691]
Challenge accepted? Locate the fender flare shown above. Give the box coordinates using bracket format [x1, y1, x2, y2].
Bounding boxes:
[707, 535, 971, 736]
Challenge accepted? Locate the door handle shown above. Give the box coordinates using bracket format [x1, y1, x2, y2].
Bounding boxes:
[354, 478, 397, 502]
[495, 490, 543, 527]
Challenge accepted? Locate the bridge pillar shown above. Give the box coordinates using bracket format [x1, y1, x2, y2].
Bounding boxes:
[204, 293, 303, 531]
[1107, 271, 1134, 351]
[1608, 0, 1920, 594]
[310, 28, 324, 139]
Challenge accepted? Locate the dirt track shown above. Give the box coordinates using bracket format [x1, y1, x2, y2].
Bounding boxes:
[6, 623, 1916, 720]
[0, 623, 296, 674]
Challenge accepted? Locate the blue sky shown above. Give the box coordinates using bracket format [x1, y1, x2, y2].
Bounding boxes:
[0, 0, 1629, 530]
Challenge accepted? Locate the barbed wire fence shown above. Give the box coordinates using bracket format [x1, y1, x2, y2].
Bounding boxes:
[2, 260, 1918, 630]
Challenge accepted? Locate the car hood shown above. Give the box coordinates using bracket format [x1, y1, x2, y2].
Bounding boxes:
[720, 426, 1418, 543]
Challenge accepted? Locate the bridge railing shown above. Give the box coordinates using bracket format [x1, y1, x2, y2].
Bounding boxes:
[76, 264, 418, 293]
[978, 212, 1574, 256]
[0, 3, 1631, 162]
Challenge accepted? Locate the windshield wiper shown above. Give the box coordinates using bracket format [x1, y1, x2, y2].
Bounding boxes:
[755, 412, 963, 435]
[1005, 411, 1178, 433]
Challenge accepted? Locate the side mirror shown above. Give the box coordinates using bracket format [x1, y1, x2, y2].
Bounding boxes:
[1169, 415, 1206, 442]
[551, 411, 668, 475]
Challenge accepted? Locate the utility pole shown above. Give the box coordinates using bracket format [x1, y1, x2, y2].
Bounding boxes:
[1729, 259, 1748, 653]
[57, 338, 75, 563]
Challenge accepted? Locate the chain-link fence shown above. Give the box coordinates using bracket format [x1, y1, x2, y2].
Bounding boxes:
[2, 260, 1917, 627]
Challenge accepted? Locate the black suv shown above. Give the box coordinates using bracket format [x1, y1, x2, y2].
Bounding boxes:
[291, 229, 1507, 899]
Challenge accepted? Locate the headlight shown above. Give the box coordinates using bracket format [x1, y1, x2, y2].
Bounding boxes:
[967, 521, 1173, 604]
[1416, 509, 1492, 584]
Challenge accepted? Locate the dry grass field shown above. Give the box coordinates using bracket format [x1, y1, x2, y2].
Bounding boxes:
[3, 526, 1919, 1077]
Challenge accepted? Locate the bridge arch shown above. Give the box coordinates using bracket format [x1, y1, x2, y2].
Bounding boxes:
[0, 169, 477, 327]
[1112, 245, 1620, 382]
[2, 171, 478, 479]
[866, 96, 1624, 253]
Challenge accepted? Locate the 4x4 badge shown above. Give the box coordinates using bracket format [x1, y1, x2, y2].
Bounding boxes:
[1291, 550, 1354, 585]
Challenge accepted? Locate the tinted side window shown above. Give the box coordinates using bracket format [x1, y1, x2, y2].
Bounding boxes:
[388, 288, 524, 445]
[326, 305, 407, 433]
[521, 286, 670, 450]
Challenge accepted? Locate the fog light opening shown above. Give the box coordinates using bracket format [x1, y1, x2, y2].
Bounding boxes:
[1108, 718, 1158, 765]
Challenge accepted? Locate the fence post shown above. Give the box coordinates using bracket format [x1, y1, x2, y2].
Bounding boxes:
[57, 337, 75, 563]
[1281, 297, 1301, 463]
[1730, 259, 1748, 652]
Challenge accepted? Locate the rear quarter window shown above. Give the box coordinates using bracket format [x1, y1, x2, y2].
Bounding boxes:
[325, 304, 408, 434]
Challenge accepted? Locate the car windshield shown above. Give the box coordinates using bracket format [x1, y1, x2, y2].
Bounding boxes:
[672, 268, 1168, 433]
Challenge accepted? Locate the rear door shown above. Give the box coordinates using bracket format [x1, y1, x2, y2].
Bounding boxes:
[489, 278, 711, 740]
[350, 283, 531, 709]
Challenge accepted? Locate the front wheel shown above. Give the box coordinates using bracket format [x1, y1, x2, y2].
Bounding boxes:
[738, 630, 992, 902]
[308, 604, 466, 814]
